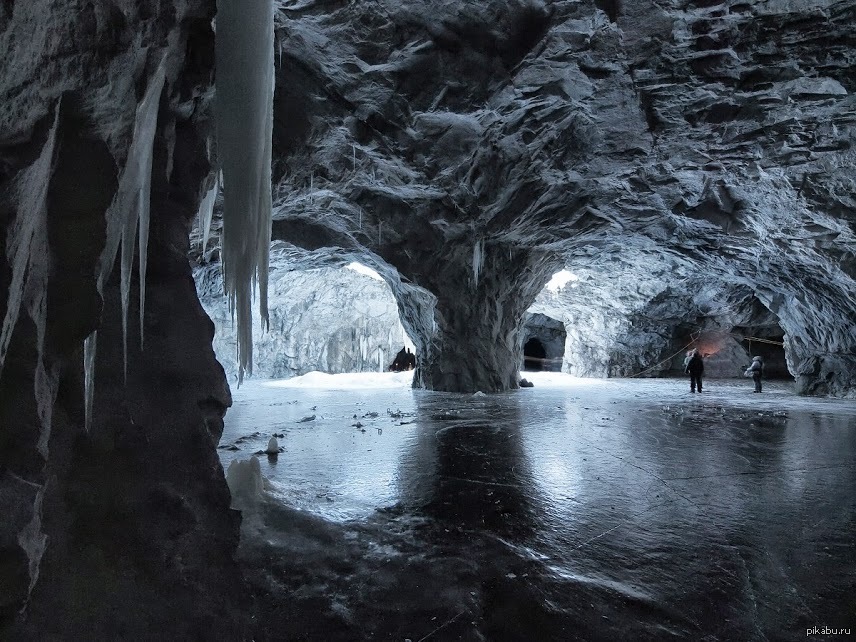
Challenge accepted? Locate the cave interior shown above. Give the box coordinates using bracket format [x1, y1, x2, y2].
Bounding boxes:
[1, 0, 855, 638]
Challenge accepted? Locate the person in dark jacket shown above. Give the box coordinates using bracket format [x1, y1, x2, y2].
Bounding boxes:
[745, 356, 764, 393]
[685, 349, 704, 393]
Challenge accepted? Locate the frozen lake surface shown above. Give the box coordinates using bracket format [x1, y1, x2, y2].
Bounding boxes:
[220, 373, 856, 641]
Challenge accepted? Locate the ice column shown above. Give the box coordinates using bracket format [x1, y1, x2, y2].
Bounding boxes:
[216, 0, 275, 384]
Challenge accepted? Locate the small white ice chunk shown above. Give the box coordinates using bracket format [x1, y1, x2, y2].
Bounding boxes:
[226, 456, 264, 509]
[265, 436, 279, 454]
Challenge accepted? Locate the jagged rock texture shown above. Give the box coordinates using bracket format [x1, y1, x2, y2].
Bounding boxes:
[0, 0, 247, 637]
[266, 0, 855, 396]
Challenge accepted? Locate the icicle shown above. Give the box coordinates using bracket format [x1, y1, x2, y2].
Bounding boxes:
[82, 56, 166, 429]
[0, 107, 59, 376]
[472, 238, 483, 287]
[197, 175, 219, 256]
[0, 102, 61, 451]
[216, 0, 275, 384]
[133, 62, 165, 359]
[83, 332, 97, 433]
[90, 56, 166, 379]
[19, 487, 47, 596]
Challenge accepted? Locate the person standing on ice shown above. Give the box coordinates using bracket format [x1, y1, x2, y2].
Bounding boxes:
[745, 356, 764, 393]
[685, 349, 704, 393]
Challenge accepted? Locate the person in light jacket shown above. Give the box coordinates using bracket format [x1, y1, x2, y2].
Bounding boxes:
[745, 356, 764, 393]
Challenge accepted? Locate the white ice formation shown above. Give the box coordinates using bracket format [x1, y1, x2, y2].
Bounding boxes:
[265, 436, 279, 454]
[0, 103, 61, 454]
[472, 238, 483, 288]
[197, 173, 220, 259]
[225, 456, 265, 509]
[215, 0, 275, 384]
[84, 57, 166, 430]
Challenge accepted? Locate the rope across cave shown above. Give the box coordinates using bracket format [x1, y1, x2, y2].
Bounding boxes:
[628, 337, 699, 378]
[626, 330, 785, 379]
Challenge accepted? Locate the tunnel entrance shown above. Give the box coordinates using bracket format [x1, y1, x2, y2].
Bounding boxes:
[523, 338, 547, 371]
[521, 313, 566, 372]
[732, 326, 791, 379]
[668, 323, 793, 380]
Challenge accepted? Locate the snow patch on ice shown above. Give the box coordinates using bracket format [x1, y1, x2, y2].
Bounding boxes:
[345, 262, 383, 281]
[523, 371, 613, 387]
[262, 370, 414, 390]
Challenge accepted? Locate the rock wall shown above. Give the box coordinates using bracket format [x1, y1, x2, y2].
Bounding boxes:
[262, 0, 855, 396]
[0, 1, 247, 637]
[195, 256, 413, 381]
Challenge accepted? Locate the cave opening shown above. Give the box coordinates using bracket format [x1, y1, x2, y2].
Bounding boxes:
[4, 0, 856, 639]
[523, 337, 547, 371]
[195, 260, 413, 381]
[521, 313, 566, 372]
[732, 325, 792, 380]
[667, 321, 794, 381]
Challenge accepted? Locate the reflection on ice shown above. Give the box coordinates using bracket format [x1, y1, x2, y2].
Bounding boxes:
[221, 373, 856, 641]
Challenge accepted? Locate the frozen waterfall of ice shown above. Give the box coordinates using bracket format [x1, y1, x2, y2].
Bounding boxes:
[216, 0, 275, 384]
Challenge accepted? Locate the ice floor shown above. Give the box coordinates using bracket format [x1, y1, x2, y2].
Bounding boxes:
[220, 373, 856, 641]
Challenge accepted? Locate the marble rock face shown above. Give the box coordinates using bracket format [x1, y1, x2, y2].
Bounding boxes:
[265, 0, 855, 396]
[194, 249, 412, 381]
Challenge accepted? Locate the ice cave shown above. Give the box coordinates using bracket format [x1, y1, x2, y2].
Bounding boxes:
[1, 0, 855, 640]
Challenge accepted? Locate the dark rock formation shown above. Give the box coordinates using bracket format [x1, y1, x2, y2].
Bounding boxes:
[0, 1, 247, 637]
[263, 0, 855, 396]
[389, 346, 416, 372]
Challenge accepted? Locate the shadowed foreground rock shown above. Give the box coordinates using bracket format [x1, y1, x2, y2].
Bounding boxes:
[0, 1, 248, 637]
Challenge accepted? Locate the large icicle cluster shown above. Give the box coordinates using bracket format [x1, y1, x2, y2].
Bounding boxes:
[215, 0, 275, 383]
[84, 58, 166, 430]
[0, 104, 60, 455]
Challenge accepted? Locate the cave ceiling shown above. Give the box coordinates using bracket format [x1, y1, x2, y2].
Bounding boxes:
[258, 0, 856, 393]
[267, 0, 855, 319]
